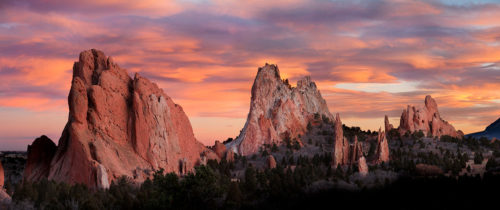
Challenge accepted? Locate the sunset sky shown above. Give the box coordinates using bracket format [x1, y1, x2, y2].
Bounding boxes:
[1, 0, 500, 150]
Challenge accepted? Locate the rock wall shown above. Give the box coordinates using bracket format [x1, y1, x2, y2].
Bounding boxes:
[24, 49, 214, 188]
[226, 64, 332, 155]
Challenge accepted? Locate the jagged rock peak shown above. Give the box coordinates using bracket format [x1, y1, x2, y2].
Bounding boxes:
[333, 113, 345, 166]
[385, 115, 393, 133]
[226, 63, 332, 155]
[24, 49, 214, 189]
[399, 95, 462, 138]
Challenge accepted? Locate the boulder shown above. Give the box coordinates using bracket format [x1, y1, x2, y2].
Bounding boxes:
[399, 95, 462, 138]
[226, 64, 332, 155]
[24, 49, 214, 188]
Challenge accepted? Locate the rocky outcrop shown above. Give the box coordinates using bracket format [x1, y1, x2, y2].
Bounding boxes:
[24, 49, 214, 188]
[333, 113, 363, 166]
[333, 114, 352, 166]
[385, 115, 393, 133]
[350, 136, 363, 164]
[213, 141, 227, 159]
[266, 155, 277, 169]
[376, 128, 390, 164]
[399, 95, 462, 138]
[226, 64, 332, 155]
[358, 156, 368, 176]
[24, 135, 57, 182]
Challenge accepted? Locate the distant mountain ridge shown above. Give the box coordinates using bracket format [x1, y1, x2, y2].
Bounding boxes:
[467, 117, 500, 139]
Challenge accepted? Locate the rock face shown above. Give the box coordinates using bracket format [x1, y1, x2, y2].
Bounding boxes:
[358, 156, 368, 176]
[24, 135, 57, 182]
[467, 117, 500, 140]
[213, 141, 227, 159]
[385, 115, 393, 133]
[266, 155, 277, 169]
[226, 64, 333, 155]
[333, 113, 363, 166]
[399, 95, 462, 138]
[24, 49, 213, 188]
[376, 128, 390, 163]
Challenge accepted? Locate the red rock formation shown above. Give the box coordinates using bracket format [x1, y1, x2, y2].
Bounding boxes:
[213, 141, 227, 159]
[376, 128, 390, 163]
[225, 150, 235, 162]
[399, 95, 463, 138]
[333, 113, 355, 166]
[24, 49, 214, 188]
[24, 135, 57, 182]
[358, 156, 368, 176]
[350, 136, 363, 164]
[333, 113, 345, 166]
[266, 155, 277, 169]
[385, 115, 393, 133]
[226, 64, 332, 155]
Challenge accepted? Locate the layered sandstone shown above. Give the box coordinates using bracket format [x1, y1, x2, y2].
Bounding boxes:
[24, 49, 214, 188]
[399, 95, 462, 138]
[226, 64, 332, 155]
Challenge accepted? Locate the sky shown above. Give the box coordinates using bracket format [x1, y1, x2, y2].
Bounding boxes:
[1, 0, 500, 150]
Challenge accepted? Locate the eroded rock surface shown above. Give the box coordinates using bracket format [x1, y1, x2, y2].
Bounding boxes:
[399, 95, 462, 138]
[227, 64, 332, 155]
[24, 49, 214, 188]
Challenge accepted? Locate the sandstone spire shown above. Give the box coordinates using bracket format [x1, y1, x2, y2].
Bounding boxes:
[24, 49, 215, 188]
[226, 64, 332, 155]
[333, 113, 346, 166]
[376, 128, 390, 163]
[385, 115, 393, 133]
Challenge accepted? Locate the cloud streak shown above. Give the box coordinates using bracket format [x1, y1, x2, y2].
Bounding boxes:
[1, 0, 500, 149]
